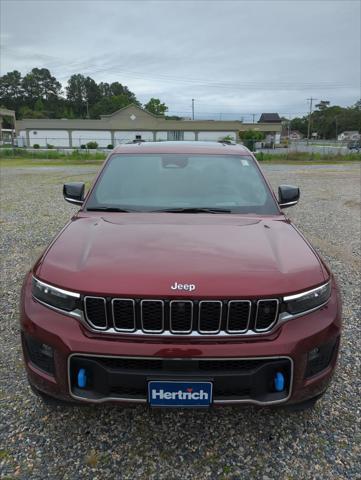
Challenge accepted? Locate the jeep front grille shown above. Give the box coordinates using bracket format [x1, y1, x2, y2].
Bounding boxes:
[112, 299, 135, 332]
[255, 300, 279, 332]
[84, 296, 107, 330]
[81, 297, 280, 336]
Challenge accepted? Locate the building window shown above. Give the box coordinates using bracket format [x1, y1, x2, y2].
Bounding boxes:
[135, 135, 142, 140]
[168, 131, 184, 141]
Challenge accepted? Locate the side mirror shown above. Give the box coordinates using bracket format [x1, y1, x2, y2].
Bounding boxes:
[278, 185, 300, 208]
[63, 182, 85, 206]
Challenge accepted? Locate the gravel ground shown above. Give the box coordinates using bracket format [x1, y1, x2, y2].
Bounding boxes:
[0, 163, 360, 480]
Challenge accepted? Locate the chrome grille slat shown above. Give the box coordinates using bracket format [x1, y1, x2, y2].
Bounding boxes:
[84, 296, 107, 330]
[255, 299, 279, 332]
[141, 300, 164, 333]
[112, 299, 136, 332]
[170, 300, 193, 333]
[227, 300, 251, 333]
[82, 297, 280, 335]
[198, 300, 223, 334]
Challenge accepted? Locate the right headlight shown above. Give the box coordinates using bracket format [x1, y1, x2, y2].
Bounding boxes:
[283, 281, 331, 316]
[32, 277, 80, 312]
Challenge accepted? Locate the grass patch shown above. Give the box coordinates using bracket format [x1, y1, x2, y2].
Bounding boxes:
[1, 148, 360, 167]
[0, 156, 105, 168]
[255, 151, 361, 163]
[0, 148, 106, 166]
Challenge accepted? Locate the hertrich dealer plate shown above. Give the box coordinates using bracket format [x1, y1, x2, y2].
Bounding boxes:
[148, 381, 213, 407]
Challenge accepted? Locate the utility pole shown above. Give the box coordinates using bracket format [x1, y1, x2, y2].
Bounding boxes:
[288, 113, 291, 140]
[191, 99, 195, 120]
[307, 97, 317, 144]
[252, 113, 256, 124]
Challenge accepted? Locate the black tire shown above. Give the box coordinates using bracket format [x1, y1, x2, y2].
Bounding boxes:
[29, 383, 77, 407]
[284, 393, 324, 412]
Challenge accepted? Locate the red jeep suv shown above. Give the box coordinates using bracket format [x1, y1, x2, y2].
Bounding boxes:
[20, 142, 341, 410]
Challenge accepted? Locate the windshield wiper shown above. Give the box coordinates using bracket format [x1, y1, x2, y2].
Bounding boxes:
[152, 207, 232, 214]
[86, 207, 135, 212]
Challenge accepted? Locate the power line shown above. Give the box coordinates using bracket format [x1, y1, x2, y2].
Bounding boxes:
[53, 63, 353, 91]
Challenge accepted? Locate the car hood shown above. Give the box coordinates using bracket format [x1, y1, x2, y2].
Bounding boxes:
[36, 213, 326, 297]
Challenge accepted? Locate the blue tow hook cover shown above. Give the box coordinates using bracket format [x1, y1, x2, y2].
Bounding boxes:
[77, 368, 87, 388]
[274, 372, 285, 392]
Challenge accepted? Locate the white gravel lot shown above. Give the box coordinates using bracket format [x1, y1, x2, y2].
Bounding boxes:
[0, 163, 360, 479]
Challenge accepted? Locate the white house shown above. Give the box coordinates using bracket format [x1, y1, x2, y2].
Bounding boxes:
[337, 131, 360, 141]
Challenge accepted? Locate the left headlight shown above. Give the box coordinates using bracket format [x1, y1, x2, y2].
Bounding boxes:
[283, 281, 331, 316]
[32, 277, 80, 312]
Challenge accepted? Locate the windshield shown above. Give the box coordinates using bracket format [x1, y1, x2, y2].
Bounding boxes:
[85, 154, 279, 214]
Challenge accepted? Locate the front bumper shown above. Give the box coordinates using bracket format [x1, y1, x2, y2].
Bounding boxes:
[20, 274, 342, 407]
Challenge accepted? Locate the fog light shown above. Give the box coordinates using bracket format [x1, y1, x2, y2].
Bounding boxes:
[308, 347, 320, 361]
[23, 334, 55, 375]
[305, 338, 339, 378]
[40, 343, 54, 358]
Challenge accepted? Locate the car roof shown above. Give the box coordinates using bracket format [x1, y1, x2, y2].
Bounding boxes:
[112, 141, 252, 156]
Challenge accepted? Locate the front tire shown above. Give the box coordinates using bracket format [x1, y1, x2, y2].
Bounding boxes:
[284, 393, 324, 412]
[29, 383, 77, 407]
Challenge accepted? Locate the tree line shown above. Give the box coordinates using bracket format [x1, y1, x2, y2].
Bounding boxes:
[0, 67, 170, 120]
[289, 100, 361, 139]
[1, 68, 360, 139]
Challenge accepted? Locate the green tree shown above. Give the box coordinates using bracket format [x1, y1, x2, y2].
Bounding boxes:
[98, 81, 138, 104]
[18, 106, 46, 119]
[315, 100, 330, 111]
[144, 98, 168, 115]
[66, 74, 88, 117]
[0, 70, 24, 114]
[98, 82, 112, 97]
[290, 117, 308, 136]
[66, 74, 103, 117]
[89, 94, 134, 118]
[84, 77, 101, 106]
[22, 68, 61, 108]
[239, 130, 265, 150]
[34, 98, 44, 112]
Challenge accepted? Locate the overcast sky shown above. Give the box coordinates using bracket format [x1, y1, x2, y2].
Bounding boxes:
[1, 0, 360, 120]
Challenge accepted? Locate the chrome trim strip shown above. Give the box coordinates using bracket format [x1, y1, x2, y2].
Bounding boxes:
[32, 276, 80, 298]
[283, 281, 331, 301]
[84, 296, 108, 331]
[198, 300, 223, 334]
[278, 299, 331, 322]
[78, 327, 267, 337]
[111, 298, 136, 332]
[67, 353, 294, 406]
[226, 300, 252, 333]
[140, 299, 164, 333]
[169, 300, 193, 334]
[254, 299, 279, 332]
[64, 197, 83, 205]
[279, 200, 298, 208]
[32, 295, 83, 320]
